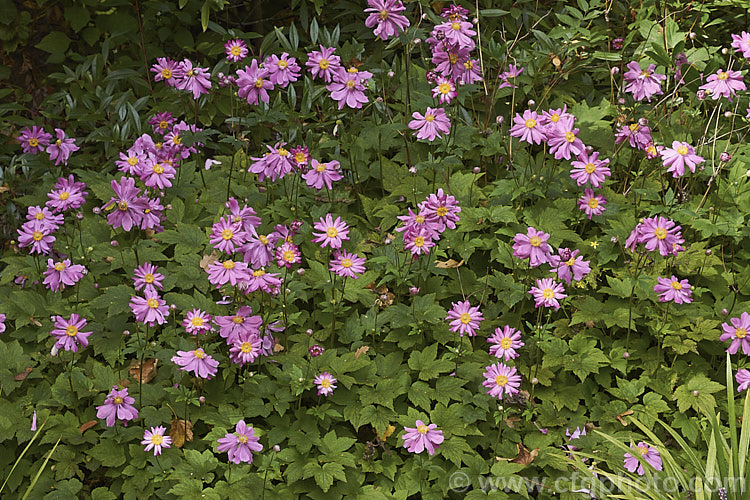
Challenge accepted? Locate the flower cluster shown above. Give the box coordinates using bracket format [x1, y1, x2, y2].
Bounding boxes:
[151, 57, 212, 99]
[625, 216, 684, 257]
[397, 189, 461, 257]
[17, 126, 79, 165]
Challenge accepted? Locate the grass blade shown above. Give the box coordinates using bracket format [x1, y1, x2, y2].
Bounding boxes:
[0, 418, 46, 496]
[21, 436, 60, 500]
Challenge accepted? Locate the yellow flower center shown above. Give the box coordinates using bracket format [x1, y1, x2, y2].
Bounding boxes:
[565, 131, 576, 143]
[253, 269, 265, 277]
[295, 152, 306, 163]
[415, 215, 425, 223]
[342, 258, 353, 268]
[587, 198, 599, 209]
[159, 121, 168, 129]
[187, 69, 195, 77]
[147, 298, 159, 308]
[32, 231, 43, 241]
[283, 250, 295, 262]
[640, 70, 651, 77]
[162, 68, 172, 79]
[114, 396, 123, 404]
[449, 53, 459, 64]
[629, 123, 640, 132]
[194, 349, 205, 359]
[232, 316, 244, 325]
[551, 114, 560, 123]
[318, 59, 329, 70]
[529, 236, 542, 247]
[676, 146, 689, 155]
[718, 72, 729, 81]
[346, 80, 356, 89]
[54, 262, 66, 271]
[144, 273, 155, 283]
[35, 212, 44, 220]
[278, 148, 289, 157]
[255, 78, 264, 88]
[56, 139, 62, 146]
[347, 67, 358, 73]
[259, 235, 269, 245]
[425, 114, 435, 122]
[464, 61, 474, 70]
[240, 342, 253, 353]
[66, 325, 78, 336]
[525, 119, 536, 129]
[230, 46, 242, 56]
[417, 424, 429, 434]
[671, 281, 682, 290]
[144, 208, 151, 214]
[414, 236, 425, 247]
[238, 434, 248, 444]
[584, 163, 596, 174]
[451, 22, 461, 30]
[500, 337, 512, 349]
[439, 83, 452, 94]
[566, 257, 576, 266]
[151, 434, 163, 445]
[28, 138, 39, 147]
[191, 317, 204, 327]
[222, 229, 234, 240]
[495, 375, 508, 386]
[316, 162, 326, 172]
[638, 445, 649, 455]
[436, 207, 448, 217]
[326, 227, 338, 238]
[654, 228, 667, 240]
[128, 157, 139, 166]
[223, 260, 235, 269]
[379, 9, 389, 20]
[320, 379, 331, 388]
[647, 146, 657, 155]
[277, 60, 288, 69]
[118, 201, 129, 211]
[736, 328, 747, 339]
[459, 312, 472, 324]
[542, 288, 555, 299]
[59, 192, 70, 201]
[153, 164, 164, 174]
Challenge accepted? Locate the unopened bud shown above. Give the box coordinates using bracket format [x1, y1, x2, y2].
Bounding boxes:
[693, 390, 700, 396]
[689, 32, 696, 39]
[199, 396, 206, 403]
[720, 152, 731, 163]
[273, 445, 281, 452]
[527, 99, 535, 107]
[531, 377, 539, 385]
[721, 308, 729, 316]
[110, 240, 118, 247]
[722, 48, 728, 54]
[387, 71, 394, 78]
[473, 167, 480, 174]
[623, 351, 630, 359]
[610, 67, 619, 75]
[92, 207, 101, 215]
[75, 212, 84, 220]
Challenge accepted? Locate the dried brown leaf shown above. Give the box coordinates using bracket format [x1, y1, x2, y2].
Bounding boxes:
[434, 259, 464, 269]
[273, 337, 285, 353]
[128, 358, 158, 384]
[29, 317, 42, 327]
[616, 410, 634, 426]
[503, 416, 521, 429]
[511, 443, 539, 465]
[199, 251, 219, 271]
[355, 346, 370, 359]
[79, 420, 98, 433]
[14, 367, 33, 381]
[170, 418, 193, 448]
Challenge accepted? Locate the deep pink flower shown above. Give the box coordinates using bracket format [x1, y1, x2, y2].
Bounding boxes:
[404, 227, 435, 256]
[241, 229, 278, 268]
[116, 149, 147, 175]
[327, 70, 369, 110]
[409, 107, 451, 141]
[46, 175, 88, 213]
[615, 123, 653, 149]
[440, 4, 469, 20]
[129, 290, 169, 327]
[249, 142, 295, 182]
[96, 386, 138, 427]
[174, 59, 212, 99]
[549, 248, 591, 284]
[432, 20, 476, 50]
[133, 262, 164, 294]
[431, 45, 472, 82]
[303, 159, 343, 191]
[419, 188, 461, 232]
[17, 221, 55, 255]
[720, 312, 750, 356]
[140, 160, 176, 190]
[151, 57, 179, 87]
[364, 0, 410, 41]
[225, 39, 248, 62]
[737, 369, 750, 392]
[264, 53, 301, 87]
[529, 278, 567, 309]
[17, 126, 52, 154]
[699, 69, 746, 101]
[512, 227, 551, 267]
[623, 61, 666, 102]
[142, 426, 172, 456]
[402, 420, 444, 455]
[0, 314, 5, 334]
[207, 259, 249, 288]
[498, 65, 523, 89]
[50, 314, 92, 353]
[510, 110, 547, 145]
[105, 177, 147, 231]
[482, 363, 522, 399]
[172, 348, 219, 379]
[626, 216, 683, 257]
[547, 116, 584, 160]
[26, 206, 63, 232]
[661, 141, 705, 178]
[396, 207, 440, 241]
[226, 197, 262, 233]
[182, 309, 212, 335]
[312, 214, 350, 249]
[330, 251, 366, 279]
[244, 268, 281, 294]
[654, 276, 692, 304]
[275, 241, 301, 268]
[43, 258, 86, 292]
[46, 129, 79, 166]
[539, 106, 574, 130]
[229, 331, 262, 366]
[731, 32, 750, 59]
[210, 217, 247, 254]
[488, 326, 524, 361]
[148, 111, 175, 135]
[236, 59, 274, 105]
[306, 46, 342, 82]
[578, 189, 607, 219]
[314, 372, 338, 396]
[215, 306, 262, 344]
[446, 300, 484, 337]
[432, 77, 457, 104]
[570, 151, 611, 187]
[216, 420, 262, 464]
[624, 442, 663, 476]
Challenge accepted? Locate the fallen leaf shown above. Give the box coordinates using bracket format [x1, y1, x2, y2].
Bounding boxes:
[79, 420, 98, 433]
[375, 424, 395, 441]
[170, 418, 193, 448]
[355, 346, 370, 359]
[29, 317, 42, 327]
[128, 358, 158, 384]
[103, 256, 115, 263]
[434, 259, 464, 269]
[273, 337, 285, 353]
[117, 378, 131, 388]
[511, 443, 539, 465]
[14, 367, 33, 381]
[503, 416, 521, 429]
[616, 410, 634, 426]
[199, 251, 219, 271]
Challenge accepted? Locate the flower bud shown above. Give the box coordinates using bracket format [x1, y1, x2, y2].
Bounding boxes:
[92, 207, 101, 215]
[473, 166, 480, 174]
[720, 152, 731, 163]
[496, 115, 504, 125]
[722, 48, 728, 54]
[696, 90, 706, 101]
[722, 308, 729, 316]
[622, 351, 630, 359]
[409, 286, 420, 296]
[531, 377, 539, 385]
[617, 98, 626, 105]
[527, 99, 536, 107]
[75, 212, 84, 220]
[123, 330, 130, 336]
[705, 249, 712, 255]
[387, 71, 394, 78]
[110, 240, 118, 247]
[693, 390, 700, 396]
[199, 396, 206, 403]
[273, 445, 281, 452]
[610, 67, 619, 75]
[296, 268, 305, 276]
[306, 328, 313, 335]
[689, 32, 696, 39]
